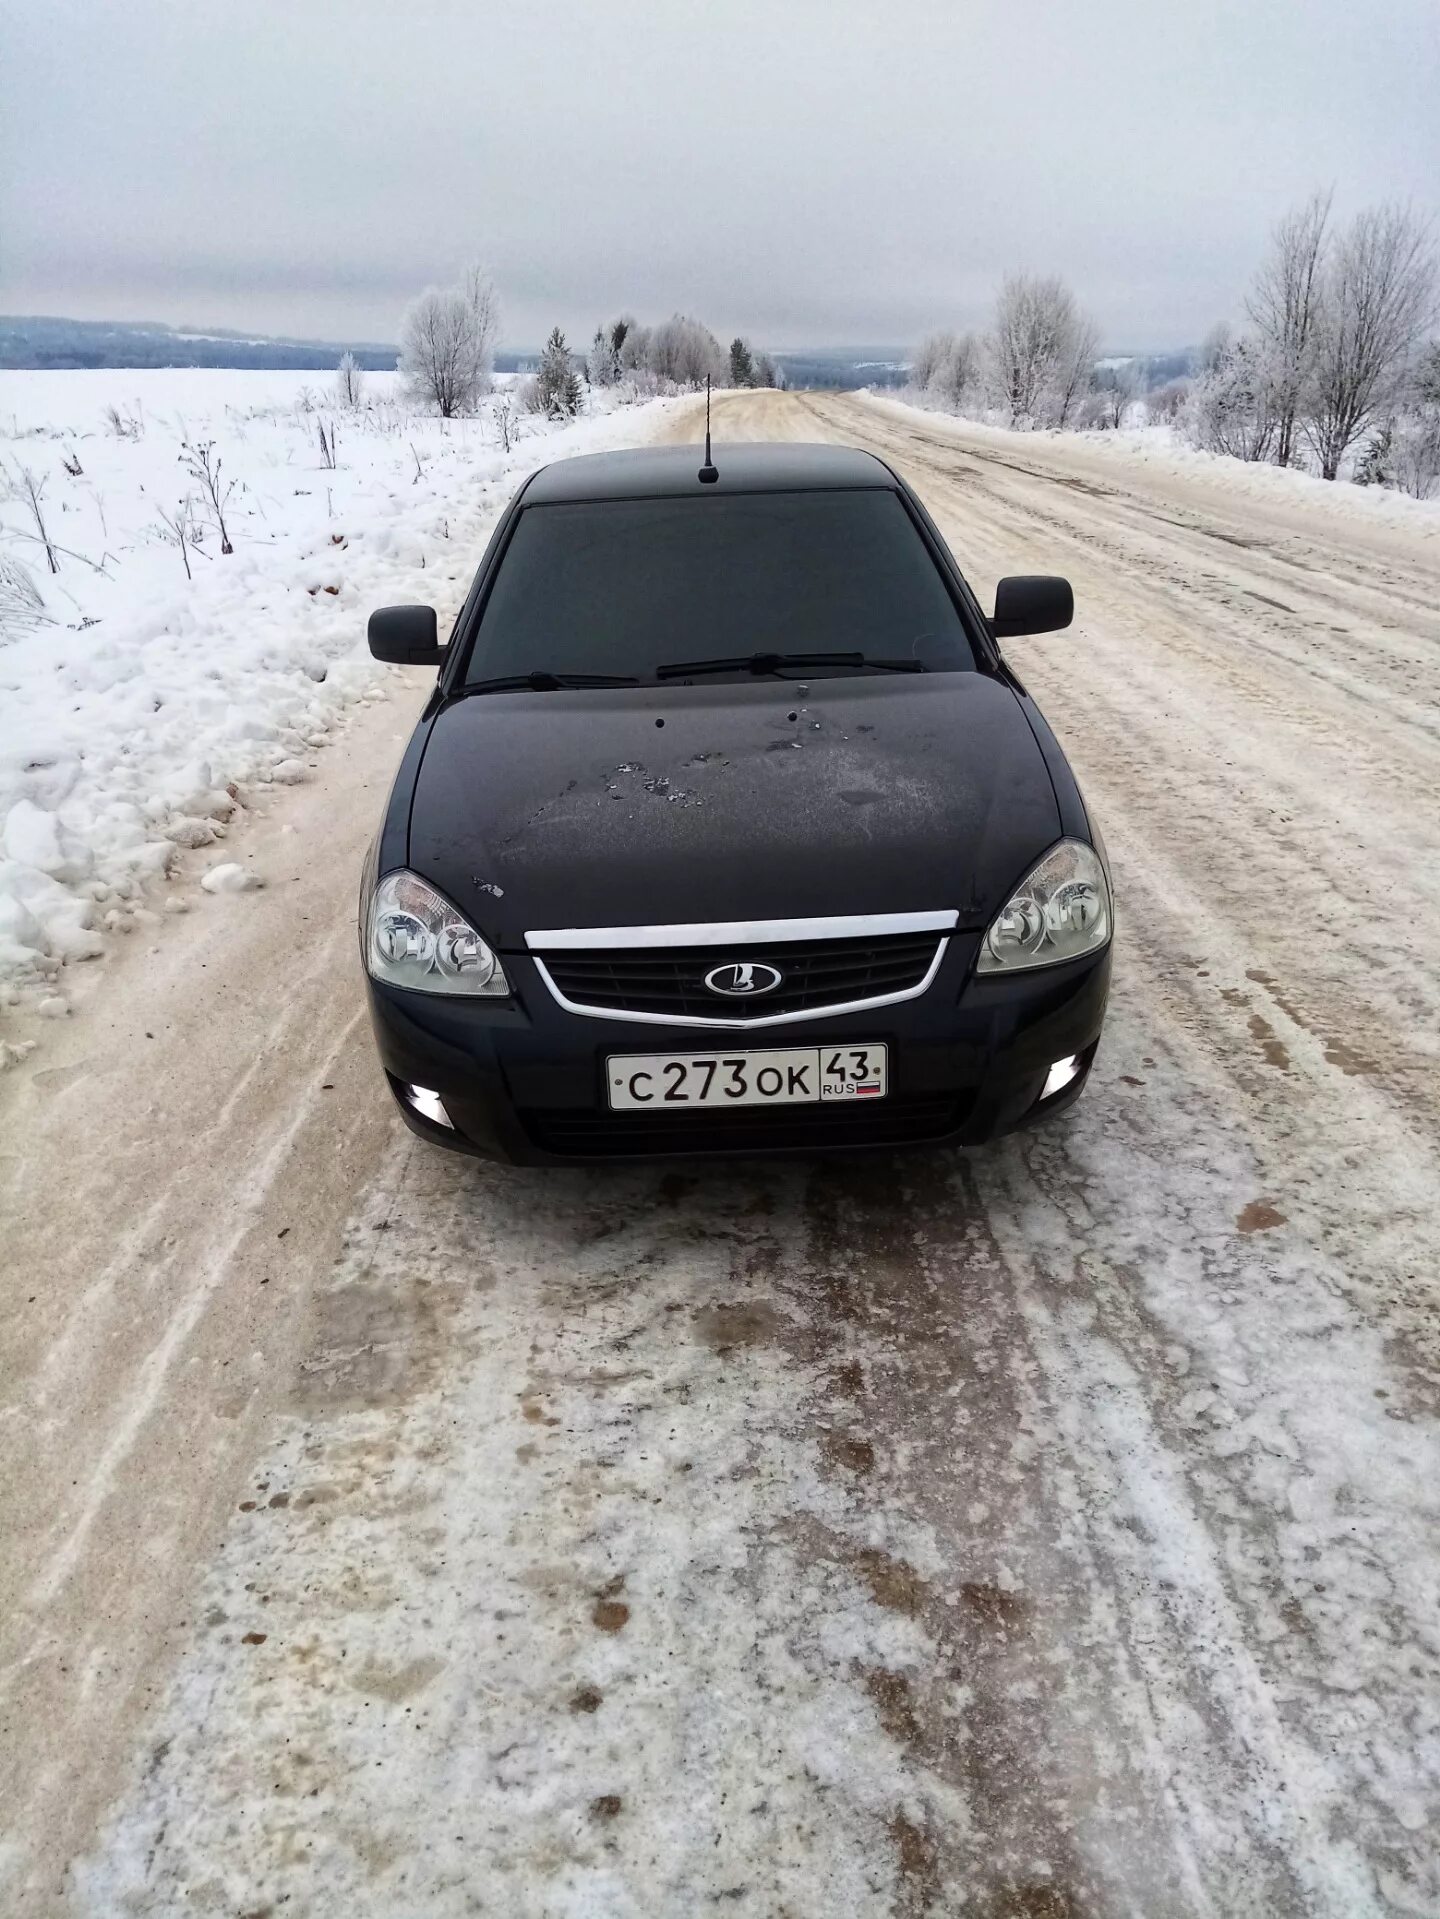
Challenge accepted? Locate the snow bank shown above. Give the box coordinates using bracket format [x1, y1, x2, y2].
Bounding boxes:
[865, 389, 1440, 535]
[0, 371, 683, 1006]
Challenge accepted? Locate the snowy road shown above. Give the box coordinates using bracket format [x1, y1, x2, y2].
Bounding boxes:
[3, 391, 1439, 1915]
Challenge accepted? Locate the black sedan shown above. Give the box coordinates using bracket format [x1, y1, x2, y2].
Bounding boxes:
[359, 441, 1111, 1162]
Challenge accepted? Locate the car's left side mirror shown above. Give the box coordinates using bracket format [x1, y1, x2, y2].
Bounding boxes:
[992, 576, 1073, 639]
[368, 604, 446, 665]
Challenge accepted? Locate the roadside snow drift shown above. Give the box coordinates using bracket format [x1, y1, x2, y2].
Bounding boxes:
[0, 371, 681, 1007]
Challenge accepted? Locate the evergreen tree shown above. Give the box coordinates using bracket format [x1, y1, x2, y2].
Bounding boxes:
[536, 328, 582, 418]
[587, 326, 614, 387]
[1354, 420, 1394, 487]
[729, 336, 754, 387]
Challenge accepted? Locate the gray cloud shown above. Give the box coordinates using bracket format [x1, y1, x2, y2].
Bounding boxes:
[3, 0, 1437, 350]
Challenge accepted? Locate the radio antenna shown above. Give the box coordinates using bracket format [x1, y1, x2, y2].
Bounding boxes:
[698, 374, 719, 484]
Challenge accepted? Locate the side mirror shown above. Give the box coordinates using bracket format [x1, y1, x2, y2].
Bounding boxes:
[992, 576, 1073, 639]
[368, 604, 445, 665]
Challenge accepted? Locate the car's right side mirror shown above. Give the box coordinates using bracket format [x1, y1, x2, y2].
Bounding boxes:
[992, 575, 1074, 639]
[368, 604, 446, 665]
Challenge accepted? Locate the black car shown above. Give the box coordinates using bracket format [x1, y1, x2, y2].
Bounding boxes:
[359, 441, 1111, 1163]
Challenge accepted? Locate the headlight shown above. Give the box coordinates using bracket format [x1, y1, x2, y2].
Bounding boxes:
[977, 839, 1111, 974]
[366, 870, 510, 996]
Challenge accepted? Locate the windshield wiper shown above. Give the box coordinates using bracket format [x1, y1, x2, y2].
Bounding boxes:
[454, 671, 641, 697]
[655, 650, 924, 680]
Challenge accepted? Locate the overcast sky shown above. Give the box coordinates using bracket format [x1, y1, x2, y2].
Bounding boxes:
[3, 0, 1437, 353]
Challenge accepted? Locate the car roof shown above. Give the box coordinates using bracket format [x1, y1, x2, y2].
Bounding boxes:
[522, 440, 897, 504]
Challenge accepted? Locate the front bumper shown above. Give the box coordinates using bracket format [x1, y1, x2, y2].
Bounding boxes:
[364, 931, 1111, 1164]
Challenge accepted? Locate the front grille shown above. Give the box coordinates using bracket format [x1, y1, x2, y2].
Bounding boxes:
[540, 932, 944, 1021]
[521, 1095, 966, 1158]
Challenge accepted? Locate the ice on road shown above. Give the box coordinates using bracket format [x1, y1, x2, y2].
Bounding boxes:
[4, 390, 1439, 1916]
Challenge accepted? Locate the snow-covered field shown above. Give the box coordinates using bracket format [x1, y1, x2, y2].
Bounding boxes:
[0, 370, 682, 1019]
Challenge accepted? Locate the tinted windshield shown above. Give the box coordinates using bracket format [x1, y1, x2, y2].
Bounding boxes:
[464, 490, 975, 684]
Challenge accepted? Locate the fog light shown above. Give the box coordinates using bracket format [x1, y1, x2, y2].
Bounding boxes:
[1042, 1054, 1082, 1099]
[405, 1083, 453, 1129]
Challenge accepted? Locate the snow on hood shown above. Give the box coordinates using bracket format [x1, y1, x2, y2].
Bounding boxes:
[407, 673, 1059, 944]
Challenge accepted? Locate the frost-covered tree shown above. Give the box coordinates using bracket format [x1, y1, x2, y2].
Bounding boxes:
[1146, 379, 1189, 425]
[911, 334, 947, 391]
[535, 328, 582, 418]
[587, 328, 615, 387]
[461, 264, 500, 381]
[987, 275, 1098, 428]
[941, 334, 982, 411]
[752, 352, 778, 389]
[1187, 332, 1280, 461]
[914, 331, 981, 412]
[1097, 359, 1142, 430]
[1246, 190, 1331, 467]
[399, 290, 473, 416]
[1390, 406, 1440, 498]
[618, 320, 650, 374]
[1302, 205, 1437, 479]
[587, 315, 637, 387]
[571, 310, 736, 393]
[398, 265, 499, 416]
[729, 337, 754, 386]
[647, 315, 725, 388]
[1197, 322, 1232, 376]
[334, 351, 365, 410]
[1374, 340, 1440, 498]
[989, 277, 1052, 423]
[1053, 309, 1101, 428]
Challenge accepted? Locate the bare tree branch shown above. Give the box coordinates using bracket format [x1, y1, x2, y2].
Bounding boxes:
[1303, 203, 1437, 480]
[1246, 189, 1332, 467]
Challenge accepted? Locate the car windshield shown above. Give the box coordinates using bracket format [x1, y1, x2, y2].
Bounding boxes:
[463, 489, 976, 686]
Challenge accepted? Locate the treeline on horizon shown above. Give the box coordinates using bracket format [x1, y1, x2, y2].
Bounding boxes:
[0, 316, 402, 374]
[0, 314, 919, 391]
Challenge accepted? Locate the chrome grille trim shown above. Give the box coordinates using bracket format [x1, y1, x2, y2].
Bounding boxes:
[524, 909, 958, 952]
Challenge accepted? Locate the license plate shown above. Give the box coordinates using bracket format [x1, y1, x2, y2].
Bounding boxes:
[606, 1044, 888, 1111]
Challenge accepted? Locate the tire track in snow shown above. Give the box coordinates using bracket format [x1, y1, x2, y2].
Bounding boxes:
[80, 1044, 1436, 1913]
[79, 1147, 968, 1917]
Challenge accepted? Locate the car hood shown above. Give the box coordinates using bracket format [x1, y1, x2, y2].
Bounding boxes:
[408, 675, 1059, 945]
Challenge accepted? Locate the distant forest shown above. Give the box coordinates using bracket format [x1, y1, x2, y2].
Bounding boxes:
[0, 315, 401, 372]
[3, 315, 913, 389]
[771, 351, 907, 389]
[0, 315, 1193, 390]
